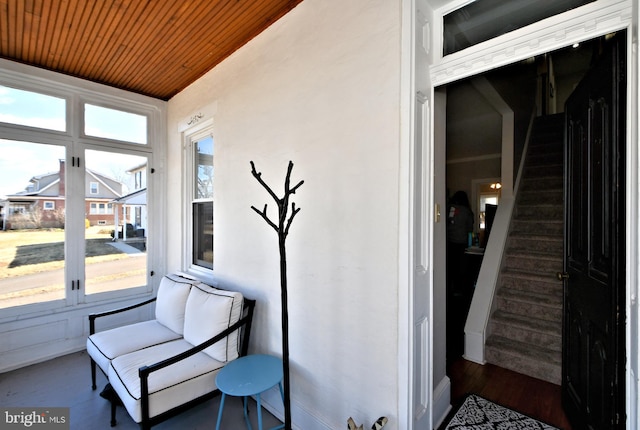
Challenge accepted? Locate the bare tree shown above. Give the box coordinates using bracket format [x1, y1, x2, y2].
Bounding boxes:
[28, 203, 43, 229]
[53, 207, 66, 228]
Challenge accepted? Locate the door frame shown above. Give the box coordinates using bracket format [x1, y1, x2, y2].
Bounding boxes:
[406, 1, 638, 429]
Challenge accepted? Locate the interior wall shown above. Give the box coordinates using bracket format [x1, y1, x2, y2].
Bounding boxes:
[166, 0, 402, 428]
[446, 158, 501, 214]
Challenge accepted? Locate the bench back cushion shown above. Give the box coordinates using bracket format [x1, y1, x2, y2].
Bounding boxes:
[155, 274, 194, 335]
[183, 283, 244, 362]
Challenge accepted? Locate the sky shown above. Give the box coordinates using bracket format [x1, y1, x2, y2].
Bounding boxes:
[0, 86, 147, 198]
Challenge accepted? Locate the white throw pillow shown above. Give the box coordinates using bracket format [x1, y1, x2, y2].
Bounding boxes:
[155, 274, 194, 334]
[183, 284, 243, 362]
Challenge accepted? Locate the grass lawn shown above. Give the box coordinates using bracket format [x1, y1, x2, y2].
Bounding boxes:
[0, 227, 132, 279]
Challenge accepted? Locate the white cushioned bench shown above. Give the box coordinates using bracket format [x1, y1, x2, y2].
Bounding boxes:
[87, 273, 255, 429]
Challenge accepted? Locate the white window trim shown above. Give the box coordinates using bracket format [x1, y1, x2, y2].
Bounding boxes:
[182, 118, 214, 277]
[0, 58, 166, 318]
[43, 201, 55, 210]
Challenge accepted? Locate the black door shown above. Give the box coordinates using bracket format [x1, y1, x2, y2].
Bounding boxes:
[563, 33, 626, 429]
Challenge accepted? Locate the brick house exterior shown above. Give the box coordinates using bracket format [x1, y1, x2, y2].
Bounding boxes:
[2, 160, 126, 229]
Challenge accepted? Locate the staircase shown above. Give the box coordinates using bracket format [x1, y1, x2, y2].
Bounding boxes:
[485, 114, 565, 385]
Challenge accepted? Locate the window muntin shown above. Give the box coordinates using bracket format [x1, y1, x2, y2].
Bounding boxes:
[443, 0, 596, 56]
[90, 182, 99, 194]
[0, 85, 66, 132]
[84, 104, 147, 144]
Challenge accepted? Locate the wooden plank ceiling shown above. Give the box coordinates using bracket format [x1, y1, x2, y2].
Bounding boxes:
[0, 0, 304, 100]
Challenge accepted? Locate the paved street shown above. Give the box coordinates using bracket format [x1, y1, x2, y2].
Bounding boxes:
[0, 251, 147, 307]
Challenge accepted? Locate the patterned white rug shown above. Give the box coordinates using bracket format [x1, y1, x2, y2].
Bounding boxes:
[444, 394, 559, 429]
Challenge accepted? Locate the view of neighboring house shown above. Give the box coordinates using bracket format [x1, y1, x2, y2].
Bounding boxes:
[0, 159, 143, 230]
[111, 162, 148, 238]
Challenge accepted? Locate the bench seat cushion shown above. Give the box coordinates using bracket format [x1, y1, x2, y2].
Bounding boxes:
[87, 320, 181, 375]
[108, 339, 225, 423]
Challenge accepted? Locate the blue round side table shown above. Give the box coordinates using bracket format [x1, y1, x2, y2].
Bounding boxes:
[215, 354, 285, 430]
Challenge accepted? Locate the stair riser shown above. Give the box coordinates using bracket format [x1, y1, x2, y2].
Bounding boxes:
[496, 296, 562, 322]
[524, 165, 563, 178]
[520, 177, 563, 191]
[490, 321, 562, 352]
[505, 255, 563, 273]
[500, 275, 562, 296]
[526, 152, 563, 167]
[485, 346, 561, 385]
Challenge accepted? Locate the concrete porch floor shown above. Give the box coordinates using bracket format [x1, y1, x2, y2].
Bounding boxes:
[0, 350, 283, 430]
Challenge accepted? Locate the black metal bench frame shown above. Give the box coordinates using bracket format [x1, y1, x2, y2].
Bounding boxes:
[89, 296, 256, 430]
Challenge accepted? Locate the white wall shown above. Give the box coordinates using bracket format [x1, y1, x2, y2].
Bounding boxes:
[166, 1, 403, 428]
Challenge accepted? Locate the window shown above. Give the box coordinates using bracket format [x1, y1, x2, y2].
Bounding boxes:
[0, 63, 164, 374]
[0, 85, 66, 131]
[443, 0, 595, 55]
[89, 202, 113, 214]
[84, 104, 147, 144]
[185, 130, 214, 272]
[84, 150, 148, 296]
[135, 171, 143, 189]
[0, 141, 66, 307]
[0, 82, 160, 313]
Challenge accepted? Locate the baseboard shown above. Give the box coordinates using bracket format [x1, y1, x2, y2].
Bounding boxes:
[0, 341, 86, 373]
[433, 375, 452, 429]
[259, 385, 333, 430]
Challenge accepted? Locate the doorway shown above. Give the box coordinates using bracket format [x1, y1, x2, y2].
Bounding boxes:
[437, 33, 627, 429]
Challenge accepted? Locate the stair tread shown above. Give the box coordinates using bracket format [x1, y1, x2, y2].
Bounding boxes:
[492, 310, 561, 336]
[506, 251, 562, 261]
[497, 286, 562, 305]
[485, 336, 562, 384]
[508, 233, 563, 241]
[516, 204, 563, 210]
[501, 268, 564, 285]
[486, 335, 562, 365]
[513, 219, 563, 224]
[485, 114, 565, 386]
[508, 231, 563, 240]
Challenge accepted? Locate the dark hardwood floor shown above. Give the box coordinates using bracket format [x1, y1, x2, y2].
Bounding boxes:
[446, 358, 573, 430]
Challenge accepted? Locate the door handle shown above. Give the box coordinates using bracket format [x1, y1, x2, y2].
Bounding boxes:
[556, 272, 569, 281]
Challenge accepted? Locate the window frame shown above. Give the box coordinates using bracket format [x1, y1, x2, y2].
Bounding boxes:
[182, 119, 214, 276]
[89, 182, 99, 194]
[0, 58, 166, 319]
